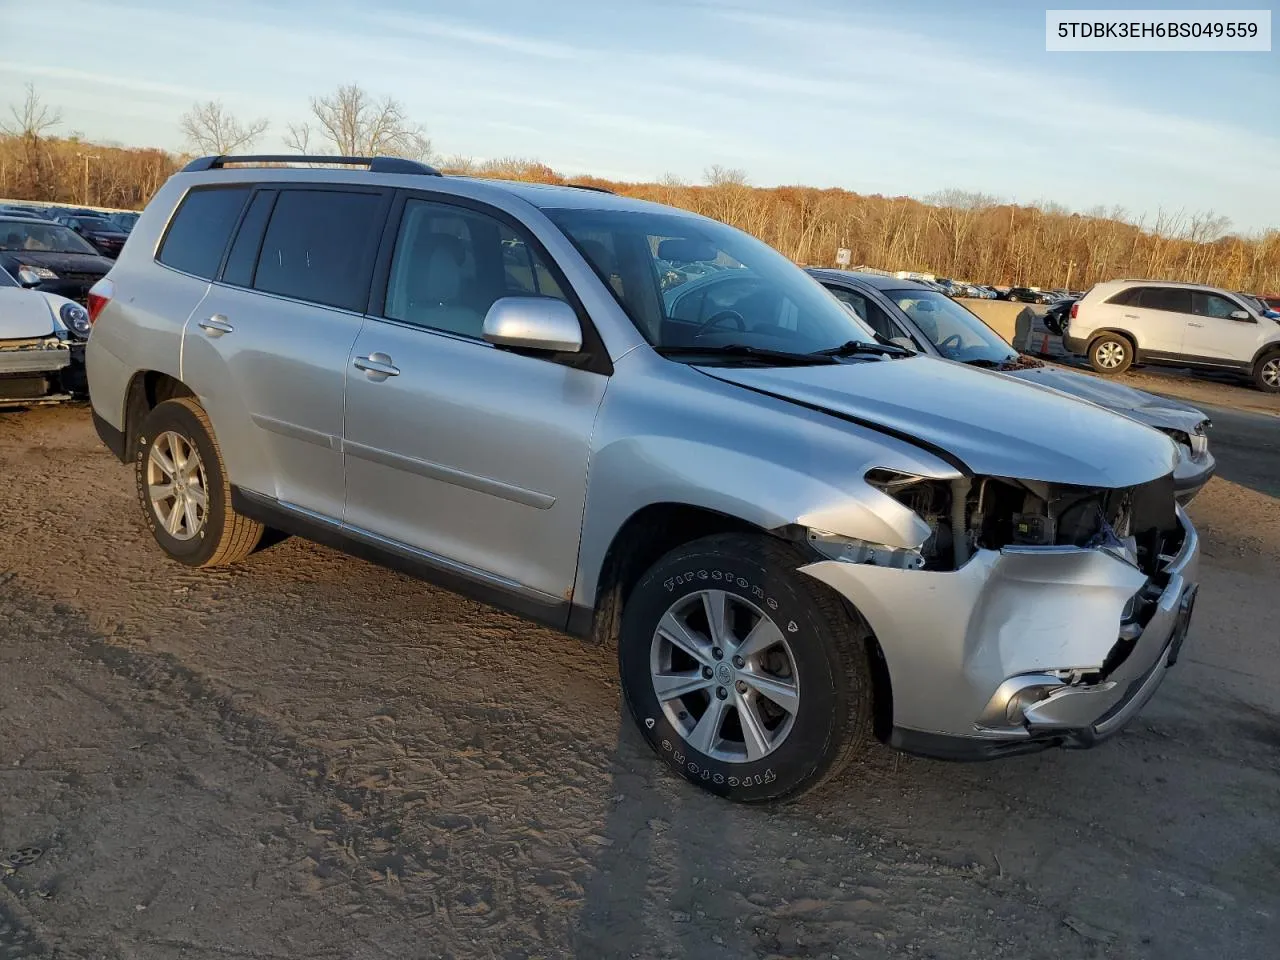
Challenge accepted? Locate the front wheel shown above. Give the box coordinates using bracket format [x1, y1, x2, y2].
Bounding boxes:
[1254, 353, 1280, 393]
[618, 533, 875, 802]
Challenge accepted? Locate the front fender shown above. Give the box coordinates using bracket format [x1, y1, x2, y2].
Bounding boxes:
[572, 351, 961, 608]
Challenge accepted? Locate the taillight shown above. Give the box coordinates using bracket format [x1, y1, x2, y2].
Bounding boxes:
[1069, 301, 1079, 319]
[86, 276, 114, 324]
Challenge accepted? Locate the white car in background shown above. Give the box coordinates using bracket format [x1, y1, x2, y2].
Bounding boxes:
[1065, 279, 1280, 392]
[0, 264, 90, 407]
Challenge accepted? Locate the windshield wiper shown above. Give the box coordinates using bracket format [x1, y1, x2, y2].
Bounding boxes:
[655, 343, 838, 365]
[811, 340, 913, 359]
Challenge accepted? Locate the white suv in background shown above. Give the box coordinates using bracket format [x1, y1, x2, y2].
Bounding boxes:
[1065, 279, 1280, 392]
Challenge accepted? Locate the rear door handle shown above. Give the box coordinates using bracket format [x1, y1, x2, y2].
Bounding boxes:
[198, 314, 234, 336]
[1187, 322, 1204, 328]
[1123, 313, 1139, 319]
[353, 352, 400, 379]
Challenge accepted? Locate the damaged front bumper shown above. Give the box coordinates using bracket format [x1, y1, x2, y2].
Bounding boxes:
[799, 506, 1199, 760]
[0, 336, 82, 406]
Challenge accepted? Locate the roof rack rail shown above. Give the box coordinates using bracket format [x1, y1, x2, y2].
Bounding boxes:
[563, 182, 614, 194]
[180, 155, 443, 176]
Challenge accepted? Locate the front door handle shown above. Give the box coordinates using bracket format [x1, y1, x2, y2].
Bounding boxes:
[198, 314, 234, 336]
[1187, 322, 1204, 328]
[1123, 313, 1139, 319]
[353, 352, 400, 379]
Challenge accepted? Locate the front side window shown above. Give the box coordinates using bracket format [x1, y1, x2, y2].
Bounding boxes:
[1192, 291, 1247, 320]
[157, 187, 250, 279]
[545, 207, 876, 354]
[253, 189, 384, 311]
[384, 198, 568, 339]
[886, 289, 1017, 364]
[826, 286, 900, 342]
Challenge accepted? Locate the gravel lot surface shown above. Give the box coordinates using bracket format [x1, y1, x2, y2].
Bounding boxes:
[1, 399, 1277, 960]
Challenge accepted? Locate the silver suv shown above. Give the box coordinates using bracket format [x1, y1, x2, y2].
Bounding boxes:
[86, 156, 1200, 802]
[1065, 278, 1280, 391]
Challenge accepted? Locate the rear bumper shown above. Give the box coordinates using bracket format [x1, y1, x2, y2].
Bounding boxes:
[801, 507, 1199, 759]
[1062, 332, 1090, 356]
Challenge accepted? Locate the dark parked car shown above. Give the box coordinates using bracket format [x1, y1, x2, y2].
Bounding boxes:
[55, 215, 129, 259]
[1003, 286, 1055, 304]
[0, 216, 114, 305]
[107, 210, 141, 233]
[809, 269, 1215, 503]
[1042, 296, 1078, 335]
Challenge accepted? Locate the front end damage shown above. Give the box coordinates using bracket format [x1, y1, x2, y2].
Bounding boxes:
[0, 335, 82, 406]
[797, 470, 1199, 758]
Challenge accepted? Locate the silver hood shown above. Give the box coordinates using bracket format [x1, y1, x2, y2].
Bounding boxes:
[1004, 364, 1208, 433]
[0, 288, 57, 339]
[698, 355, 1176, 488]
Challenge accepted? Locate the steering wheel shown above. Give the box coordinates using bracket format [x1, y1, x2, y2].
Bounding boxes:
[937, 333, 964, 352]
[693, 309, 746, 339]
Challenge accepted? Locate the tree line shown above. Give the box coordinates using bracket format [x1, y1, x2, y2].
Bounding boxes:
[3, 83, 1277, 294]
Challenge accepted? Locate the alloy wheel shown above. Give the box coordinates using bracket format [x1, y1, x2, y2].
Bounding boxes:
[1262, 358, 1280, 389]
[1095, 341, 1126, 369]
[650, 589, 800, 763]
[146, 430, 209, 541]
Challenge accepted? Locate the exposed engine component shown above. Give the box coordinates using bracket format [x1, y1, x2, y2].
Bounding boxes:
[864, 468, 1182, 574]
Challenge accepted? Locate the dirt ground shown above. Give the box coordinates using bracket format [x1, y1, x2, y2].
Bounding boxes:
[1, 396, 1278, 960]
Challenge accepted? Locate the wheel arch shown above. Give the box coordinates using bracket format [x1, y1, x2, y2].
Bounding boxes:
[122, 370, 196, 457]
[1250, 340, 1280, 368]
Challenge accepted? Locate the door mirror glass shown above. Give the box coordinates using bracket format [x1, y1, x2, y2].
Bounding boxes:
[483, 297, 582, 353]
[1229, 309, 1252, 321]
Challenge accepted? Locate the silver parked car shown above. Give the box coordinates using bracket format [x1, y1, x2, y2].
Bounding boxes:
[809, 270, 1215, 503]
[85, 156, 1200, 802]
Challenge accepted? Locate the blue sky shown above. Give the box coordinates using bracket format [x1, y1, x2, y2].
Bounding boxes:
[1, 0, 1276, 231]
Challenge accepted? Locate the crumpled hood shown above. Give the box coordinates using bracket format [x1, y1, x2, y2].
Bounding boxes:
[1005, 364, 1208, 433]
[0, 288, 56, 339]
[698, 355, 1176, 488]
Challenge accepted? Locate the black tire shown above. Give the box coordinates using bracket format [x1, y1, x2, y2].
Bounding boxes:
[618, 533, 875, 803]
[134, 397, 263, 567]
[1007, 295, 1020, 303]
[1088, 333, 1133, 375]
[1253, 352, 1280, 393]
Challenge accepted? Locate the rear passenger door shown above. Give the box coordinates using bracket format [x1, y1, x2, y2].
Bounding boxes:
[1127, 286, 1192, 354]
[181, 184, 391, 517]
[341, 192, 608, 605]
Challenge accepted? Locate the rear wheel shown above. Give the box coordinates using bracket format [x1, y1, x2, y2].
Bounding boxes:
[1089, 333, 1133, 375]
[1255, 352, 1280, 393]
[134, 397, 263, 566]
[618, 533, 875, 803]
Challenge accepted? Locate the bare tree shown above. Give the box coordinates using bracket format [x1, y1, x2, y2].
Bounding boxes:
[295, 84, 431, 159]
[1, 83, 62, 139]
[705, 164, 747, 187]
[283, 122, 313, 154]
[180, 101, 269, 154]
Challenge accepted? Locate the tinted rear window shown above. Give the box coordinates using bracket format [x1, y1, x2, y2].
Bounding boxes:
[1137, 287, 1191, 313]
[222, 191, 276, 288]
[1106, 288, 1139, 306]
[157, 187, 250, 279]
[252, 189, 384, 311]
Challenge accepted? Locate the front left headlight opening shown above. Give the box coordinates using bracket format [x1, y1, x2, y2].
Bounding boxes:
[59, 301, 91, 338]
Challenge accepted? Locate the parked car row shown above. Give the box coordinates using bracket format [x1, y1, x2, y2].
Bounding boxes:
[72, 154, 1202, 805]
[0, 203, 141, 259]
[0, 215, 116, 306]
[0, 263, 90, 406]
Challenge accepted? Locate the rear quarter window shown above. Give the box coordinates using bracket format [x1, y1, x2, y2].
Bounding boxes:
[157, 186, 251, 279]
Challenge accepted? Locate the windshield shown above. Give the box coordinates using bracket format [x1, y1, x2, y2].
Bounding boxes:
[545, 207, 877, 356]
[0, 220, 99, 255]
[886, 289, 1018, 364]
[72, 217, 118, 231]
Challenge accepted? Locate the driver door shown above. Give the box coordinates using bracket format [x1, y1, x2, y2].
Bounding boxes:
[1181, 290, 1262, 365]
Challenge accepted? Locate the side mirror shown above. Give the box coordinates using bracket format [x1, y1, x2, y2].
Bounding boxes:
[1229, 309, 1252, 321]
[17, 273, 42, 289]
[483, 296, 582, 353]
